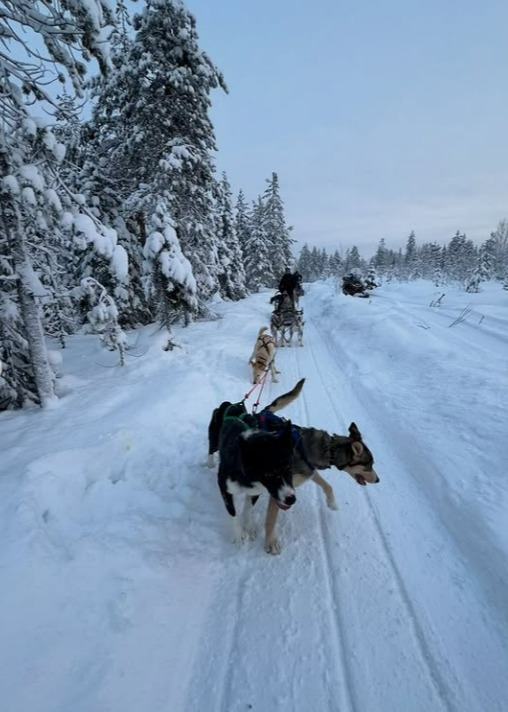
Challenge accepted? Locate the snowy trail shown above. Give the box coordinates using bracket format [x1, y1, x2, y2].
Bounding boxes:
[289, 312, 453, 712]
[1, 281, 508, 712]
[186, 300, 450, 712]
[185, 286, 507, 712]
[295, 286, 508, 712]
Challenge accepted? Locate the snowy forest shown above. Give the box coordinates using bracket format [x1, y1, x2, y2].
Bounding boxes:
[1, 0, 507, 412]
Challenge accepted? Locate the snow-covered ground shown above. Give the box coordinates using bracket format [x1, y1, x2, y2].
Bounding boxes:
[1, 279, 507, 712]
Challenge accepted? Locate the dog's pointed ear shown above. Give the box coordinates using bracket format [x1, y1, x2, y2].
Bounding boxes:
[351, 441, 364, 457]
[349, 422, 362, 441]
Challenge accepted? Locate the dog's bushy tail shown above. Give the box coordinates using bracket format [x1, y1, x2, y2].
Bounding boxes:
[266, 378, 305, 413]
[257, 326, 269, 338]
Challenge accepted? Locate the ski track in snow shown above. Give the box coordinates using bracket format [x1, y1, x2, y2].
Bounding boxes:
[291, 315, 453, 712]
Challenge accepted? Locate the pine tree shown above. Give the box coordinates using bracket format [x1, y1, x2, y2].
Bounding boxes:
[488, 220, 508, 279]
[372, 238, 389, 277]
[328, 250, 344, 276]
[445, 231, 476, 283]
[235, 190, 251, 262]
[214, 173, 247, 300]
[344, 245, 364, 274]
[262, 173, 294, 285]
[142, 200, 197, 333]
[88, 0, 227, 310]
[429, 242, 443, 286]
[244, 200, 271, 291]
[0, 0, 118, 408]
[297, 244, 313, 281]
[403, 230, 419, 280]
[465, 238, 495, 292]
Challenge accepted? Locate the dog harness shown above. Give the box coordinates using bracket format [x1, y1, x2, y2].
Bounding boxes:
[257, 410, 316, 471]
[222, 402, 256, 431]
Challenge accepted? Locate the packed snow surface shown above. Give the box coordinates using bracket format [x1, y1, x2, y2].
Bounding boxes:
[1, 280, 507, 712]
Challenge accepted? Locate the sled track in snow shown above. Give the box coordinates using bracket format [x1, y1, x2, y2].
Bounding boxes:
[294, 389, 357, 712]
[292, 317, 459, 712]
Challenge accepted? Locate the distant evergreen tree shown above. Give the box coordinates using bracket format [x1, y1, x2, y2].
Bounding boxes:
[403, 230, 418, 279]
[244, 200, 271, 291]
[309, 247, 323, 281]
[329, 250, 344, 276]
[428, 242, 443, 286]
[297, 243, 313, 281]
[372, 238, 389, 276]
[465, 237, 495, 292]
[344, 245, 364, 274]
[445, 231, 476, 283]
[234, 190, 251, 262]
[319, 249, 330, 277]
[262, 173, 293, 285]
[214, 173, 247, 300]
[488, 220, 508, 279]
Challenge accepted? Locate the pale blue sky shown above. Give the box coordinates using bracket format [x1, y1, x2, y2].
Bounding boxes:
[185, 0, 508, 256]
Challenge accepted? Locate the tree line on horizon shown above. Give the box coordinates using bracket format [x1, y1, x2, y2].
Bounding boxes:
[297, 225, 508, 290]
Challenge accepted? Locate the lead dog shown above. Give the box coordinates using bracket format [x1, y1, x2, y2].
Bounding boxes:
[249, 326, 278, 384]
[208, 379, 379, 554]
[207, 400, 295, 547]
[258, 379, 379, 554]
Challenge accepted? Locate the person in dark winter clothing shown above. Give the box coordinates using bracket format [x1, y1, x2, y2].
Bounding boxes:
[278, 269, 295, 296]
[278, 269, 302, 307]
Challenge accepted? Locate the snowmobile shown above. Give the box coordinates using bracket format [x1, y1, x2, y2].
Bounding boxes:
[341, 275, 370, 298]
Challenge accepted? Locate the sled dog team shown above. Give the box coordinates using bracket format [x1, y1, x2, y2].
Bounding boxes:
[207, 283, 380, 554]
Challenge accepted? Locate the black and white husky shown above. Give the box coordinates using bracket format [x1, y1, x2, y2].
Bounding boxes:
[207, 399, 295, 547]
[209, 378, 379, 555]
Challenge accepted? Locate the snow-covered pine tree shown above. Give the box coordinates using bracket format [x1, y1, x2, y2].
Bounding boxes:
[0, 0, 118, 409]
[419, 242, 444, 286]
[372, 238, 390, 277]
[465, 238, 495, 292]
[488, 220, 508, 280]
[343, 245, 364, 275]
[445, 231, 476, 283]
[234, 190, 252, 268]
[403, 230, 418, 280]
[328, 249, 344, 277]
[297, 243, 313, 281]
[262, 173, 294, 285]
[309, 247, 322, 281]
[142, 200, 197, 337]
[319, 249, 330, 277]
[214, 173, 247, 300]
[244, 199, 272, 291]
[88, 0, 227, 312]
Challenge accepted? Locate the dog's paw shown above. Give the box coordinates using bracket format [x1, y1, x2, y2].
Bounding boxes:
[246, 526, 258, 540]
[264, 538, 282, 555]
[233, 528, 253, 547]
[233, 533, 247, 547]
[205, 454, 215, 469]
[327, 498, 338, 511]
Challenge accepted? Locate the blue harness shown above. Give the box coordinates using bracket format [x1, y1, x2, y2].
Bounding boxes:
[257, 410, 315, 470]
